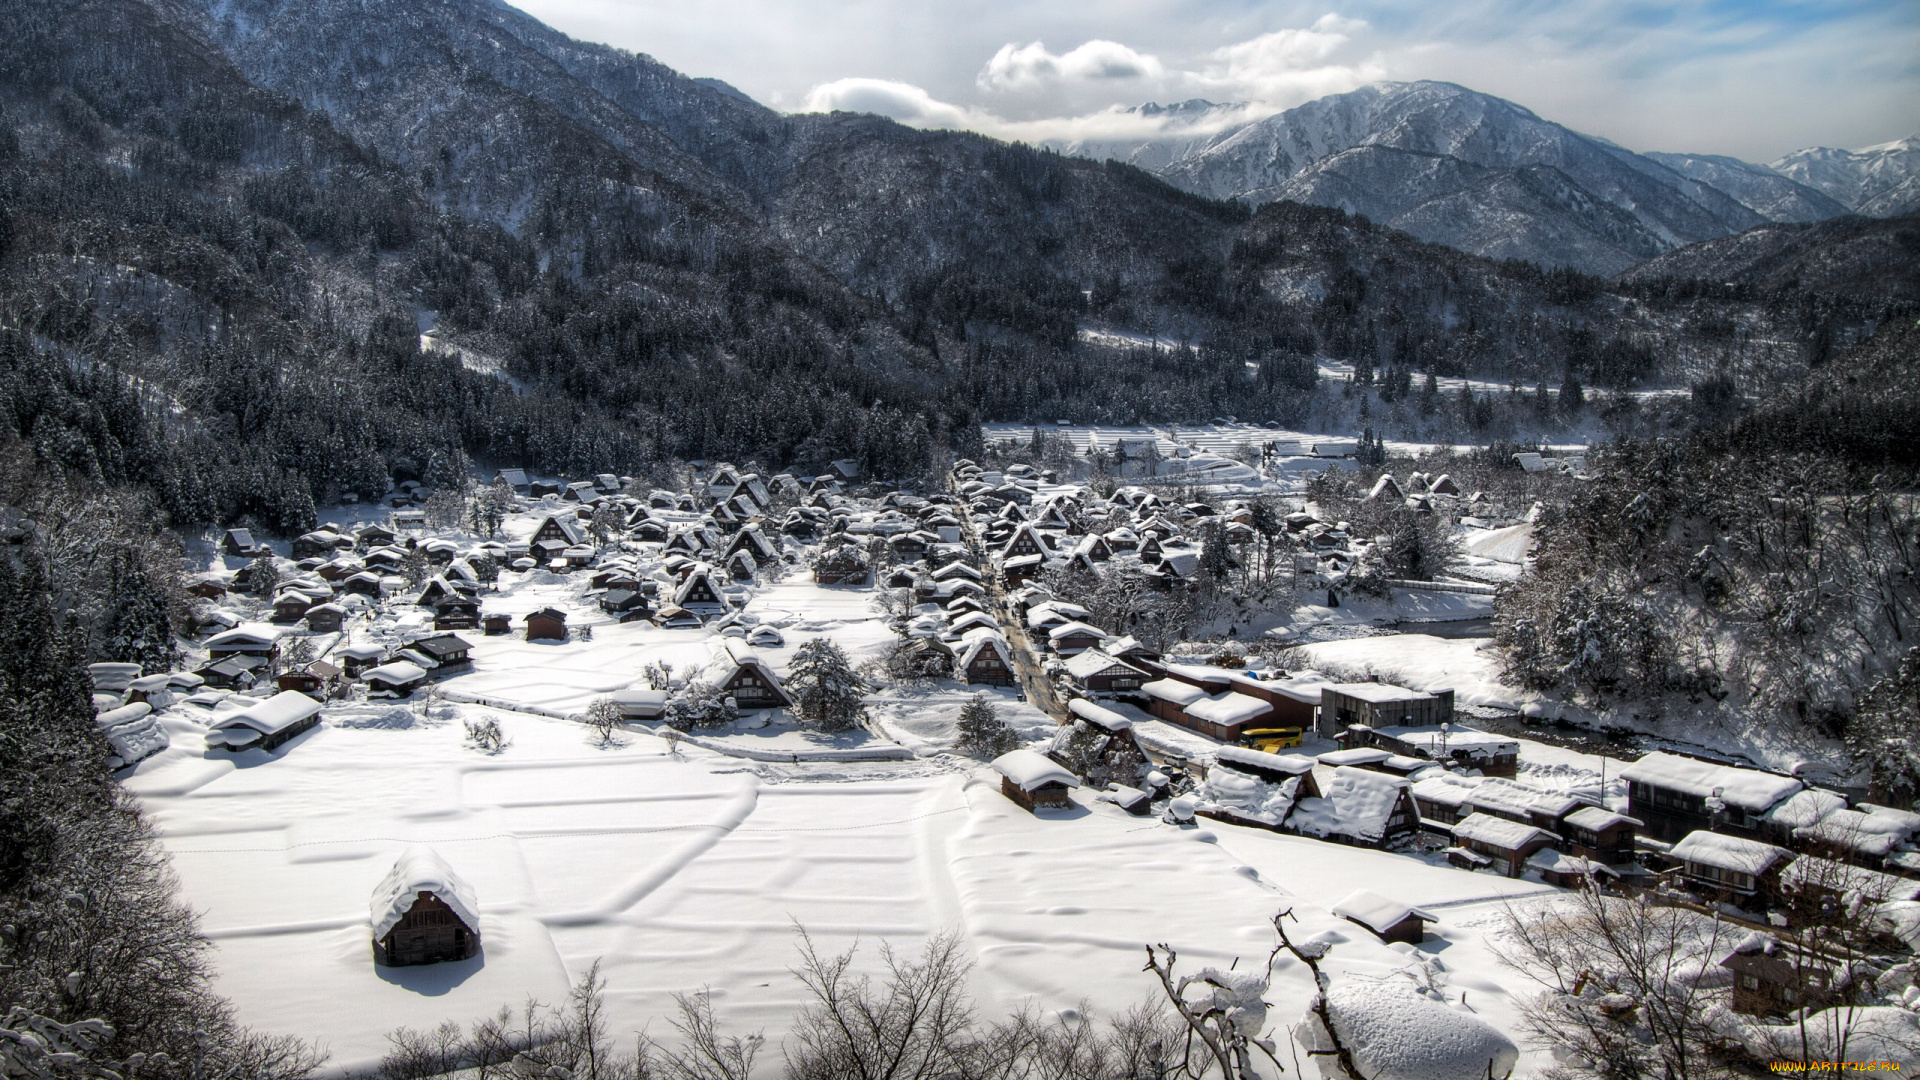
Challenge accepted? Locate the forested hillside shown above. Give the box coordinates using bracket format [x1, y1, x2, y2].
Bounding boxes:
[1, 0, 1915, 549]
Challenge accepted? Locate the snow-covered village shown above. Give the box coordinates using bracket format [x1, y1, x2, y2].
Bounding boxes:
[3, 0, 1920, 1077]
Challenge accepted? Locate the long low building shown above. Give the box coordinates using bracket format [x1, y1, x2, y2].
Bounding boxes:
[206, 691, 323, 753]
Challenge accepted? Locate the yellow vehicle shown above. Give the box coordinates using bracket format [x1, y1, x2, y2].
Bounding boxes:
[1239, 727, 1304, 753]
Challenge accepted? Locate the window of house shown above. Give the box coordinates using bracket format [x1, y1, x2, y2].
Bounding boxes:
[1740, 975, 1760, 990]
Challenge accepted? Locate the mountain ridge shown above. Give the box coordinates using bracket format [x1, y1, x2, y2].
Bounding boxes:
[1051, 81, 1905, 276]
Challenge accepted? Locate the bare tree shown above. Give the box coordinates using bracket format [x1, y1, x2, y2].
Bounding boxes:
[1492, 883, 1740, 1079]
[583, 698, 623, 746]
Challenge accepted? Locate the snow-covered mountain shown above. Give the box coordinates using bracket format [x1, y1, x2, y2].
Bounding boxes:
[1641, 152, 1850, 223]
[1769, 136, 1920, 217]
[1057, 82, 1858, 276]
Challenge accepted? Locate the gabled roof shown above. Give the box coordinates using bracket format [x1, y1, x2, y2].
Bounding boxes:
[1670, 831, 1790, 874]
[370, 847, 481, 939]
[1063, 649, 1146, 680]
[1288, 766, 1410, 842]
[210, 690, 322, 736]
[362, 661, 428, 685]
[1331, 889, 1435, 933]
[994, 749, 1077, 792]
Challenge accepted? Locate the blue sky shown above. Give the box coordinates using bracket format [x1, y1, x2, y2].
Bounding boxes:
[508, 0, 1919, 159]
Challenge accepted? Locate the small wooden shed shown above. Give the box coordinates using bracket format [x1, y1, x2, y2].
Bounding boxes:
[370, 847, 481, 967]
[526, 607, 568, 641]
[1330, 889, 1435, 945]
[993, 749, 1078, 813]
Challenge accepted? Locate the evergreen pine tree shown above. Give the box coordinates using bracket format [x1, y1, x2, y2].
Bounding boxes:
[953, 693, 1019, 758]
[98, 552, 177, 671]
[245, 555, 278, 598]
[785, 638, 869, 732]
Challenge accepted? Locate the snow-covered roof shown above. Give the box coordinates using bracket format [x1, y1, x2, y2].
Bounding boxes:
[1619, 752, 1803, 812]
[1670, 831, 1790, 874]
[1299, 976, 1519, 1080]
[369, 847, 482, 939]
[1323, 682, 1434, 704]
[993, 749, 1078, 792]
[362, 661, 427, 685]
[1063, 649, 1145, 680]
[210, 691, 322, 736]
[1185, 692, 1273, 727]
[1796, 808, 1914, 857]
[1317, 748, 1392, 767]
[1047, 620, 1105, 641]
[1215, 745, 1315, 776]
[1377, 725, 1518, 756]
[205, 624, 284, 649]
[1199, 765, 1301, 826]
[1451, 812, 1555, 850]
[1525, 849, 1619, 878]
[1564, 806, 1641, 832]
[956, 631, 1010, 669]
[1758, 787, 1843, 826]
[1409, 772, 1480, 808]
[1139, 678, 1206, 706]
[612, 688, 669, 707]
[1067, 698, 1132, 732]
[1289, 767, 1409, 842]
[1330, 889, 1434, 934]
[1465, 777, 1585, 821]
[1779, 854, 1920, 902]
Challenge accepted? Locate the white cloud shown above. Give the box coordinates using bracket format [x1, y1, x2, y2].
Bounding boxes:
[1192, 15, 1381, 106]
[799, 16, 1380, 146]
[801, 78, 977, 128]
[978, 40, 1164, 92]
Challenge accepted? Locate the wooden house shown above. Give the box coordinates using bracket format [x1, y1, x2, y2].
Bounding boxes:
[1330, 889, 1434, 945]
[335, 644, 387, 679]
[600, 588, 650, 620]
[653, 605, 703, 629]
[206, 626, 281, 661]
[1562, 806, 1642, 864]
[525, 608, 568, 641]
[432, 596, 480, 631]
[529, 514, 587, 559]
[631, 517, 670, 542]
[363, 661, 429, 698]
[1352, 723, 1519, 777]
[222, 528, 269, 557]
[1316, 683, 1455, 737]
[1720, 938, 1843, 1017]
[271, 592, 315, 623]
[674, 568, 727, 610]
[999, 524, 1051, 562]
[993, 749, 1077, 813]
[707, 644, 791, 709]
[725, 526, 779, 566]
[1450, 813, 1557, 878]
[1620, 751, 1804, 843]
[1286, 767, 1419, 848]
[1044, 621, 1105, 656]
[304, 603, 347, 633]
[186, 574, 229, 600]
[408, 634, 473, 672]
[1062, 650, 1150, 694]
[354, 523, 397, 551]
[1669, 831, 1792, 899]
[291, 530, 347, 560]
[482, 613, 512, 636]
[206, 691, 323, 753]
[371, 848, 481, 967]
[957, 632, 1016, 686]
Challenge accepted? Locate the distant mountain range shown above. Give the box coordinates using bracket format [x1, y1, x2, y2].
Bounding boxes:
[1058, 82, 1919, 276]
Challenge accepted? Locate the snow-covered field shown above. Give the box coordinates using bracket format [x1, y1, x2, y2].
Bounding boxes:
[137, 504, 1621, 1076]
[125, 704, 1563, 1076]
